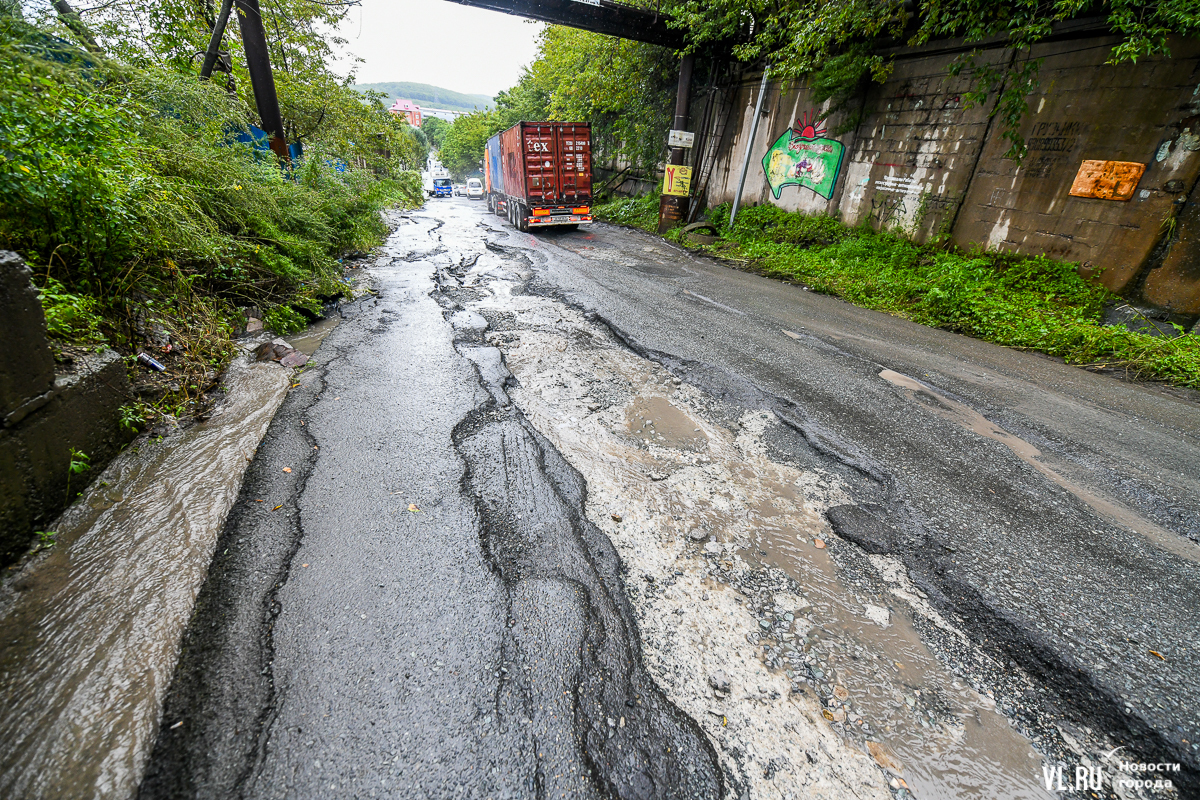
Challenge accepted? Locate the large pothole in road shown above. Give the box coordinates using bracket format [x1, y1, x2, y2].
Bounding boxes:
[433, 230, 1062, 800]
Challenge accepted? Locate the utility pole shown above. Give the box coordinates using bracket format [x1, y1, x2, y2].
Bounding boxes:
[200, 0, 234, 80]
[234, 0, 290, 162]
[657, 53, 694, 233]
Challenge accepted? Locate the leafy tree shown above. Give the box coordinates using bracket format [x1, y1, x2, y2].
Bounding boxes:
[439, 111, 496, 178]
[533, 26, 676, 175]
[422, 116, 450, 149]
[22, 0, 411, 169]
[664, 0, 1200, 160]
[0, 5, 421, 411]
[467, 26, 676, 178]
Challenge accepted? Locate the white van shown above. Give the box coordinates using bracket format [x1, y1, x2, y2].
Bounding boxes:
[466, 178, 484, 200]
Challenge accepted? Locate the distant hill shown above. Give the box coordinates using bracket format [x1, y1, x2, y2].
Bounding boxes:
[353, 82, 493, 114]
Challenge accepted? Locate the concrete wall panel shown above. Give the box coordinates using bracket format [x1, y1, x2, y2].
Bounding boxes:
[696, 35, 1200, 312]
[0, 256, 132, 566]
[953, 37, 1200, 296]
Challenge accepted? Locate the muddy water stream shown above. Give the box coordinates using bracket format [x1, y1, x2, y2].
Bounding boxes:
[0, 354, 290, 799]
[459, 265, 1055, 799]
[285, 313, 340, 356]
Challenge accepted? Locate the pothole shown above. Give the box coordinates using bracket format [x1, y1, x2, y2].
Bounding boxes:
[440, 248, 1061, 800]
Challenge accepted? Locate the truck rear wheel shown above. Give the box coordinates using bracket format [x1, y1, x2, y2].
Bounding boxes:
[517, 204, 530, 233]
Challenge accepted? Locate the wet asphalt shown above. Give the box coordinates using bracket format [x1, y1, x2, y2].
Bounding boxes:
[139, 209, 719, 800]
[142, 199, 1200, 797]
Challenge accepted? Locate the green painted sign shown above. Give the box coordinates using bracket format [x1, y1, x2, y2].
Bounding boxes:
[761, 114, 845, 200]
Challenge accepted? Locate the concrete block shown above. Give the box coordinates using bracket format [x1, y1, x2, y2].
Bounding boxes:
[0, 349, 132, 565]
[0, 253, 133, 566]
[0, 251, 55, 420]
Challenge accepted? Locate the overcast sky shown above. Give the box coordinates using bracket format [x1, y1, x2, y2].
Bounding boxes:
[335, 0, 544, 98]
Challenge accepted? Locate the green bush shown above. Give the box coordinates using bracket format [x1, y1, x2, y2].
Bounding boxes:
[263, 305, 308, 335]
[593, 192, 661, 233]
[697, 202, 1200, 388]
[36, 277, 106, 342]
[0, 18, 421, 408]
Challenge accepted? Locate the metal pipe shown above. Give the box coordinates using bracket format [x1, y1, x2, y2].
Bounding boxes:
[200, 0, 234, 80]
[234, 0, 290, 161]
[729, 68, 770, 230]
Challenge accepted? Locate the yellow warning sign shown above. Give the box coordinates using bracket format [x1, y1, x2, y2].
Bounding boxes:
[662, 165, 692, 197]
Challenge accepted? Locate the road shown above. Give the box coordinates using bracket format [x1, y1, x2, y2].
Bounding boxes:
[140, 199, 1200, 800]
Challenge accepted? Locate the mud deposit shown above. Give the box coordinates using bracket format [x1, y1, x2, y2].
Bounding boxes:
[435, 233, 1056, 800]
[0, 354, 290, 799]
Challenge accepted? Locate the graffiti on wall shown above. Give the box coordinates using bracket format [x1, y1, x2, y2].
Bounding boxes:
[870, 194, 907, 227]
[762, 112, 846, 200]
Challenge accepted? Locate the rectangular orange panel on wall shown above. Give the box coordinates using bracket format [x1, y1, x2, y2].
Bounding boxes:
[1068, 160, 1146, 200]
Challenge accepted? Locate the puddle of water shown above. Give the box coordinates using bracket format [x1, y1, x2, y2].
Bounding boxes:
[285, 314, 340, 356]
[625, 396, 709, 451]
[750, 514, 1053, 800]
[879, 369, 1198, 563]
[0, 357, 290, 800]
[475, 288, 1055, 800]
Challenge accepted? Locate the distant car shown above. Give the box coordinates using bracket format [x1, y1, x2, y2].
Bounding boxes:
[466, 178, 484, 200]
[454, 184, 465, 196]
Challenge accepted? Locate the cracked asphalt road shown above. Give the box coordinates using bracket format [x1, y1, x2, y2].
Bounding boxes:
[142, 199, 1199, 799]
[139, 209, 719, 800]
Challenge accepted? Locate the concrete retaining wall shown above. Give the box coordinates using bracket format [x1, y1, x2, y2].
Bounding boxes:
[694, 33, 1200, 313]
[0, 252, 132, 565]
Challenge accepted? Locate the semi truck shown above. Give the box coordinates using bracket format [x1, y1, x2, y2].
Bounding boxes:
[484, 122, 592, 231]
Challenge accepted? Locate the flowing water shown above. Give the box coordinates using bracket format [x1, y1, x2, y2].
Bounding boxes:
[0, 354, 290, 799]
[285, 314, 340, 356]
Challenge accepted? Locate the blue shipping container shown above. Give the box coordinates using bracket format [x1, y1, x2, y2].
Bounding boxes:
[486, 134, 505, 196]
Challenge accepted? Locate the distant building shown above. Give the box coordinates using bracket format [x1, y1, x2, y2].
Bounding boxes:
[388, 99, 422, 127]
[422, 108, 469, 123]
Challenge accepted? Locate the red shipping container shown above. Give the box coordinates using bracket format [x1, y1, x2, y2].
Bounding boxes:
[498, 122, 592, 207]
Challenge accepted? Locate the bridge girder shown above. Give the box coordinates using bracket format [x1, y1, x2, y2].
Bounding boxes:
[443, 0, 685, 49]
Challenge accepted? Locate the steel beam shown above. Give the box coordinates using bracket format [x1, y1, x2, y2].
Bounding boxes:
[443, 0, 684, 49]
[234, 0, 290, 161]
[200, 0, 235, 80]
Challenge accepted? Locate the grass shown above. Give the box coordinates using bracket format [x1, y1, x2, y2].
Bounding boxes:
[595, 196, 1199, 389]
[593, 192, 662, 233]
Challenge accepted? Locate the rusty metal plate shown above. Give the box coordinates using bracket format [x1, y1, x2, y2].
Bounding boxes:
[1069, 160, 1145, 200]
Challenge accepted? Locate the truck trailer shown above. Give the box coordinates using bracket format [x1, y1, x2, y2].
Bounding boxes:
[484, 122, 592, 231]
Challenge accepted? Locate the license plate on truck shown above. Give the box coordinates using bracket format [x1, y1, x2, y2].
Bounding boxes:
[528, 215, 592, 226]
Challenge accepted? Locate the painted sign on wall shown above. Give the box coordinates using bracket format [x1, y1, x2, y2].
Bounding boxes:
[762, 113, 846, 200]
[1069, 160, 1146, 201]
